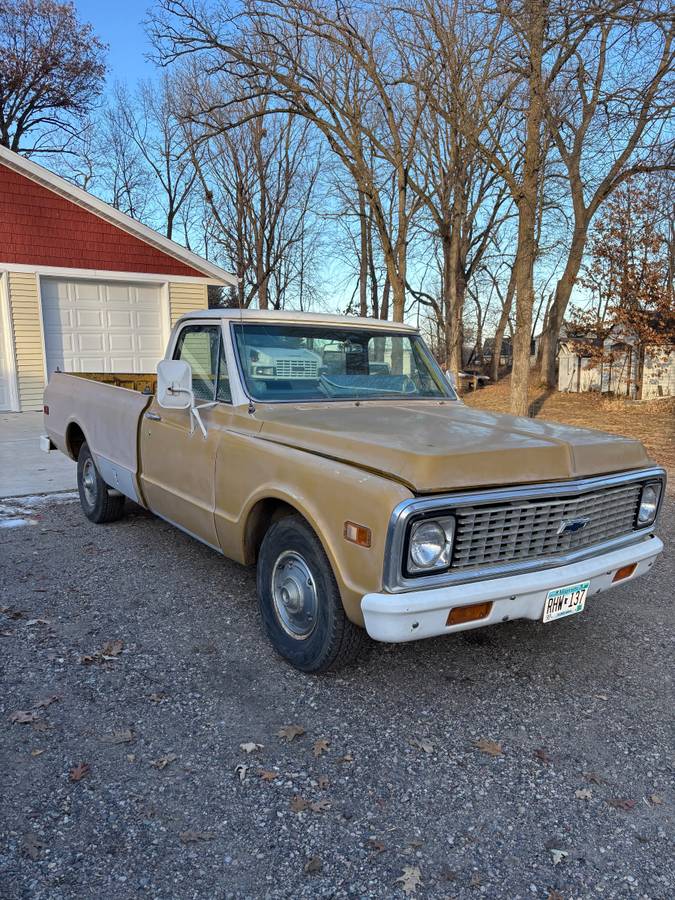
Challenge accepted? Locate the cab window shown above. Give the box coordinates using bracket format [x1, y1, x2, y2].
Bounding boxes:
[173, 324, 231, 403]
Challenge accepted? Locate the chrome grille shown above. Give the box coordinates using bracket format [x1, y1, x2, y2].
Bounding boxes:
[452, 483, 642, 570]
[275, 358, 318, 378]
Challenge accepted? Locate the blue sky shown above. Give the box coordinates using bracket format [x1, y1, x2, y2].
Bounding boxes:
[76, 0, 156, 88]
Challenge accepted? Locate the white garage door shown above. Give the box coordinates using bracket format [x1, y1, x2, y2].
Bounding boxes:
[41, 277, 167, 374]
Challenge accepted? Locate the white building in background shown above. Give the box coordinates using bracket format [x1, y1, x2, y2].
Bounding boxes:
[558, 325, 674, 400]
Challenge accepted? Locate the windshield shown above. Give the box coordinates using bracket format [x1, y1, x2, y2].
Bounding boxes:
[232, 323, 456, 402]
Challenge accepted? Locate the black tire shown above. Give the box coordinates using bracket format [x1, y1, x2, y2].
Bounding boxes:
[256, 515, 368, 673]
[77, 442, 126, 524]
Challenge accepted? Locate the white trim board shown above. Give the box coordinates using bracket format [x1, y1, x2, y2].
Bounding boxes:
[0, 144, 237, 286]
[0, 271, 20, 411]
[0, 262, 219, 285]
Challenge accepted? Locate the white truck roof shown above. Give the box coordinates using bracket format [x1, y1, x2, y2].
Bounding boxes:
[175, 308, 419, 333]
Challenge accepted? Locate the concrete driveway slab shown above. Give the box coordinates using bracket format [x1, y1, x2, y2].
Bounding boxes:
[0, 412, 76, 497]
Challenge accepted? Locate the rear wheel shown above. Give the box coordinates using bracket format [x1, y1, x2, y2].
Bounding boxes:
[77, 442, 126, 524]
[256, 515, 367, 673]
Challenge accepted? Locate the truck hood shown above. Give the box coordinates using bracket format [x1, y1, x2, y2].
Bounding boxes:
[254, 401, 651, 493]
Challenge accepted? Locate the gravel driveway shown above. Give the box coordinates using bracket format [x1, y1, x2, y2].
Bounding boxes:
[1, 495, 673, 900]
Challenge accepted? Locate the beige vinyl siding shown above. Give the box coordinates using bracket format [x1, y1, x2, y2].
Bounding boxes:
[169, 282, 208, 325]
[8, 272, 45, 411]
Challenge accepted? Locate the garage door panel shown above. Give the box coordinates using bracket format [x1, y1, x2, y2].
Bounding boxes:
[137, 311, 162, 329]
[107, 310, 134, 329]
[76, 309, 106, 328]
[41, 277, 166, 375]
[108, 333, 136, 351]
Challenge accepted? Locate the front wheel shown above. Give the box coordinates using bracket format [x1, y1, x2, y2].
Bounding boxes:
[256, 515, 367, 673]
[77, 442, 126, 524]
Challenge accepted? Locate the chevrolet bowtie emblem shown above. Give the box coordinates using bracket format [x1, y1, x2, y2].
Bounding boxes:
[557, 516, 591, 536]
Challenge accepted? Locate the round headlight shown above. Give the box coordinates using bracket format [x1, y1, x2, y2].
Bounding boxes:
[409, 520, 447, 569]
[638, 483, 660, 525]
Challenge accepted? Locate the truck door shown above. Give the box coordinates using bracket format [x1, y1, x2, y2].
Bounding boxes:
[139, 323, 231, 549]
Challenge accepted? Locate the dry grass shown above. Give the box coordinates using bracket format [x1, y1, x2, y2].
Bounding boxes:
[462, 376, 675, 489]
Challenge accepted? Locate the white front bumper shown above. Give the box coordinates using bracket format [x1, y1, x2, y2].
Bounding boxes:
[361, 536, 663, 643]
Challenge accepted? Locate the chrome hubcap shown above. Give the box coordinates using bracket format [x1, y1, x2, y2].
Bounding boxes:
[271, 551, 318, 639]
[82, 458, 97, 506]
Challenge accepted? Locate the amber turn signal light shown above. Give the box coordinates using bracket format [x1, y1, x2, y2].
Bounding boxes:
[446, 601, 492, 626]
[612, 563, 637, 583]
[344, 521, 372, 548]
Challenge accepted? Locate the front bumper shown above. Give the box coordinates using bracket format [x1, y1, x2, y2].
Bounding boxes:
[361, 535, 663, 642]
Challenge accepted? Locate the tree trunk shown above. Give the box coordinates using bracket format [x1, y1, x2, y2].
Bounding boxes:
[490, 270, 516, 382]
[539, 223, 588, 386]
[358, 190, 368, 317]
[510, 0, 545, 417]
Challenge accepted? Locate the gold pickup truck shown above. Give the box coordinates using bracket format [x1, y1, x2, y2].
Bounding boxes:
[42, 310, 665, 672]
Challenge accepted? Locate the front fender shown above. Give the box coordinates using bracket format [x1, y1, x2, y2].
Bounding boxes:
[213, 430, 412, 625]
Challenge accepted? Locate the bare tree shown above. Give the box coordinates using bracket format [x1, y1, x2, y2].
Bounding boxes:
[151, 0, 427, 323]
[112, 75, 198, 240]
[537, 3, 675, 386]
[179, 73, 321, 309]
[0, 0, 106, 154]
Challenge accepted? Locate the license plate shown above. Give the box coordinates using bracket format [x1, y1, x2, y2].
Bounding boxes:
[542, 580, 590, 623]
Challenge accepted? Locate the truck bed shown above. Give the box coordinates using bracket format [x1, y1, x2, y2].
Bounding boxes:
[43, 372, 154, 504]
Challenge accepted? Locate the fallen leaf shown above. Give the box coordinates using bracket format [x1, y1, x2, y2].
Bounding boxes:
[317, 775, 330, 790]
[34, 694, 61, 709]
[583, 771, 609, 785]
[10, 710, 38, 725]
[1, 607, 23, 620]
[304, 855, 323, 874]
[575, 788, 593, 800]
[277, 724, 305, 742]
[368, 838, 385, 854]
[81, 640, 124, 665]
[25, 618, 50, 627]
[30, 749, 46, 757]
[607, 797, 637, 811]
[259, 770, 279, 781]
[648, 794, 663, 805]
[101, 639, 124, 657]
[127, 754, 135, 763]
[290, 794, 309, 812]
[474, 738, 503, 756]
[179, 831, 215, 844]
[407, 838, 424, 848]
[313, 738, 330, 758]
[410, 737, 434, 754]
[396, 865, 423, 895]
[550, 848, 568, 866]
[151, 753, 177, 770]
[594, 693, 609, 701]
[32, 720, 49, 732]
[338, 752, 353, 763]
[310, 798, 331, 813]
[240, 742, 263, 753]
[0, 629, 12, 637]
[149, 692, 167, 703]
[21, 833, 47, 860]
[234, 763, 248, 782]
[69, 762, 90, 782]
[470, 873, 482, 887]
[99, 728, 134, 744]
[547, 892, 565, 900]
[534, 748, 552, 764]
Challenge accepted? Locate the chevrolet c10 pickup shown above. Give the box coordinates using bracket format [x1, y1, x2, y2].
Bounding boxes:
[42, 310, 665, 672]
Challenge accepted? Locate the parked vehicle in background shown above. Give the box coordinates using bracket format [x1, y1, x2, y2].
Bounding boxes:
[42, 310, 665, 672]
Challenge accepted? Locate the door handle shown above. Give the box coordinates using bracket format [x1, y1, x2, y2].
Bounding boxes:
[145, 412, 162, 422]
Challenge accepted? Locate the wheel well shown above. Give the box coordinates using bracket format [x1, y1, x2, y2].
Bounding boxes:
[244, 498, 298, 564]
[65, 422, 86, 461]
